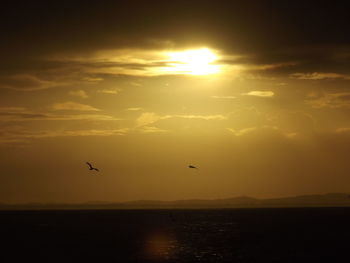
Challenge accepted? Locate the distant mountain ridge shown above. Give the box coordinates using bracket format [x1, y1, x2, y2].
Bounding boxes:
[1, 193, 350, 210]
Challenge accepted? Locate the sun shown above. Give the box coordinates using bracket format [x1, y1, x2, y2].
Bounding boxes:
[165, 48, 220, 75]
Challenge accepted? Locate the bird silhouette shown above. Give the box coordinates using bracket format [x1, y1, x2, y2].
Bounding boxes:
[188, 164, 198, 169]
[86, 162, 99, 172]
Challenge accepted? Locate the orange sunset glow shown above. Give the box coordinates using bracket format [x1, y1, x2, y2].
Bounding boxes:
[1, 0, 350, 205]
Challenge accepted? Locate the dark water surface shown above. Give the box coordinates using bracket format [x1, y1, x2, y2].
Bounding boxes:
[1, 208, 350, 262]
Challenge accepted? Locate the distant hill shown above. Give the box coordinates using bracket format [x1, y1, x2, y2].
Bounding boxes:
[1, 193, 350, 210]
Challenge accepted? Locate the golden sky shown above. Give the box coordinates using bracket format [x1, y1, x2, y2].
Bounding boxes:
[1, 1, 350, 203]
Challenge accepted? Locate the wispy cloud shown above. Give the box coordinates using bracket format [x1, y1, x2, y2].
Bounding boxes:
[0, 106, 121, 122]
[335, 128, 350, 134]
[227, 126, 296, 139]
[97, 88, 122, 94]
[69, 90, 89, 98]
[126, 107, 143, 111]
[306, 92, 350, 109]
[42, 114, 122, 121]
[242, 91, 274, 97]
[0, 107, 52, 121]
[0, 74, 58, 91]
[57, 129, 129, 137]
[172, 114, 227, 120]
[130, 82, 143, 87]
[139, 126, 168, 133]
[80, 77, 104, 82]
[52, 101, 100, 111]
[0, 128, 129, 144]
[0, 107, 27, 112]
[211, 95, 236, 99]
[290, 72, 350, 80]
[227, 127, 257, 136]
[136, 112, 161, 127]
[136, 112, 227, 127]
[246, 61, 299, 71]
[285, 132, 298, 139]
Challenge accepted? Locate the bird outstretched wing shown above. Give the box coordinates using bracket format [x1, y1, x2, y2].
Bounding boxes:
[86, 162, 99, 172]
[86, 162, 93, 169]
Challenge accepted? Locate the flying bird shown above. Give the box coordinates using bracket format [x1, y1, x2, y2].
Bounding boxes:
[188, 165, 198, 169]
[86, 162, 99, 172]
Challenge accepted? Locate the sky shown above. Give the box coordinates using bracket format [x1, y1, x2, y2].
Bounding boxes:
[1, 0, 350, 203]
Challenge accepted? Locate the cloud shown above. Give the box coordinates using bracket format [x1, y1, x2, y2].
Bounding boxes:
[136, 112, 227, 127]
[139, 126, 168, 133]
[0, 107, 27, 113]
[242, 91, 274, 97]
[40, 114, 122, 121]
[0, 74, 57, 91]
[227, 127, 257, 136]
[245, 61, 299, 71]
[136, 112, 161, 127]
[336, 128, 350, 134]
[80, 77, 103, 82]
[69, 90, 89, 98]
[0, 108, 122, 122]
[306, 92, 350, 109]
[51, 49, 226, 77]
[126, 107, 143, 111]
[172, 114, 227, 120]
[1, 1, 350, 86]
[0, 106, 125, 123]
[227, 107, 273, 132]
[227, 125, 297, 139]
[290, 72, 350, 80]
[285, 132, 298, 139]
[130, 82, 143, 87]
[0, 107, 53, 121]
[267, 110, 316, 135]
[52, 101, 100, 111]
[44, 52, 173, 78]
[275, 82, 288, 86]
[0, 128, 129, 144]
[59, 129, 129, 137]
[97, 88, 122, 94]
[211, 95, 236, 99]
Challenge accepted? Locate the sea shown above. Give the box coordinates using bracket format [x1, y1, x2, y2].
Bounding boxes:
[1, 207, 350, 262]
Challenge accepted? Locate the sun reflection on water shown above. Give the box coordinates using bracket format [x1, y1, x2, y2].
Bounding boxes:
[144, 232, 178, 260]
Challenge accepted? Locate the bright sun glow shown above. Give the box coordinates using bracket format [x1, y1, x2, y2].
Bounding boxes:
[165, 48, 220, 75]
